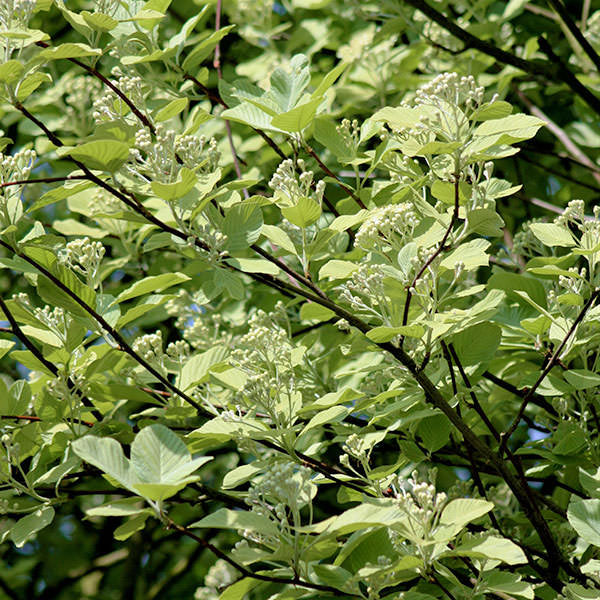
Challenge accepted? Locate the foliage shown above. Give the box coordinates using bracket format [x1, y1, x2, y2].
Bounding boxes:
[1, 0, 600, 599]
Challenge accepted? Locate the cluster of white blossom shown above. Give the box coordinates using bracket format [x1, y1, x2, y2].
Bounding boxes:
[269, 159, 325, 207]
[193, 559, 236, 600]
[0, 0, 35, 31]
[0, 149, 34, 227]
[339, 264, 388, 319]
[128, 125, 220, 185]
[230, 310, 300, 423]
[558, 266, 588, 296]
[33, 305, 68, 343]
[336, 118, 360, 154]
[356, 202, 419, 250]
[388, 471, 448, 566]
[59, 237, 105, 289]
[165, 339, 190, 364]
[413, 72, 486, 113]
[1, 149, 35, 185]
[92, 70, 145, 123]
[511, 218, 547, 258]
[132, 331, 164, 368]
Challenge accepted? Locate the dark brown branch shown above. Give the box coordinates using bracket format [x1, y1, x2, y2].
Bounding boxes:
[36, 41, 156, 135]
[447, 343, 500, 442]
[546, 0, 600, 72]
[482, 370, 558, 417]
[303, 143, 367, 210]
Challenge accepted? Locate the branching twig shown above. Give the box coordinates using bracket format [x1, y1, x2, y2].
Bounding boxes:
[501, 289, 600, 452]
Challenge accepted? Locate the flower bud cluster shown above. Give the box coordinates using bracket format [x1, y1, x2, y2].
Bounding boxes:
[33, 305, 67, 342]
[247, 461, 313, 509]
[194, 559, 236, 600]
[129, 125, 220, 186]
[555, 199, 586, 228]
[231, 310, 298, 421]
[413, 72, 485, 113]
[59, 237, 105, 289]
[132, 331, 164, 367]
[1, 149, 35, 186]
[92, 70, 145, 123]
[336, 118, 360, 154]
[0, 0, 35, 31]
[512, 218, 546, 258]
[341, 433, 368, 463]
[558, 267, 587, 296]
[389, 471, 448, 547]
[64, 76, 102, 132]
[189, 224, 228, 264]
[269, 159, 325, 207]
[356, 202, 419, 251]
[339, 264, 387, 318]
[165, 340, 190, 362]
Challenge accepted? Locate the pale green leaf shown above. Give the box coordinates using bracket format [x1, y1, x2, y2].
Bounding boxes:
[568, 499, 600, 546]
[529, 223, 576, 247]
[10, 506, 55, 548]
[112, 272, 190, 304]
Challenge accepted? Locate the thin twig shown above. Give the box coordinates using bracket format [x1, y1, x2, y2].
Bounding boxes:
[546, 0, 600, 72]
[0, 296, 103, 422]
[166, 517, 362, 596]
[501, 289, 600, 452]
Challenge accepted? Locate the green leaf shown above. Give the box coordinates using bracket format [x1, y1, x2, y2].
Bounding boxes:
[529, 223, 577, 247]
[299, 302, 335, 322]
[225, 257, 280, 275]
[86, 498, 148, 517]
[130, 424, 211, 499]
[271, 97, 323, 132]
[112, 272, 190, 304]
[366, 325, 425, 342]
[218, 578, 261, 600]
[71, 436, 133, 491]
[466, 208, 505, 236]
[268, 54, 311, 112]
[151, 168, 197, 201]
[448, 536, 526, 565]
[178, 346, 228, 391]
[450, 322, 501, 366]
[191, 508, 280, 537]
[38, 42, 101, 60]
[223, 202, 263, 252]
[10, 506, 55, 548]
[440, 499, 493, 527]
[182, 25, 236, 71]
[0, 339, 15, 360]
[472, 101, 512, 121]
[113, 513, 149, 541]
[564, 370, 600, 390]
[261, 224, 297, 254]
[568, 499, 600, 546]
[281, 195, 322, 228]
[155, 97, 189, 122]
[473, 114, 546, 143]
[16, 71, 52, 101]
[319, 260, 358, 280]
[0, 60, 24, 83]
[440, 239, 490, 271]
[81, 11, 118, 31]
[58, 140, 131, 172]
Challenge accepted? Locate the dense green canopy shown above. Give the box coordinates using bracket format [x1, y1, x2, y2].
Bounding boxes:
[1, 1, 600, 599]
